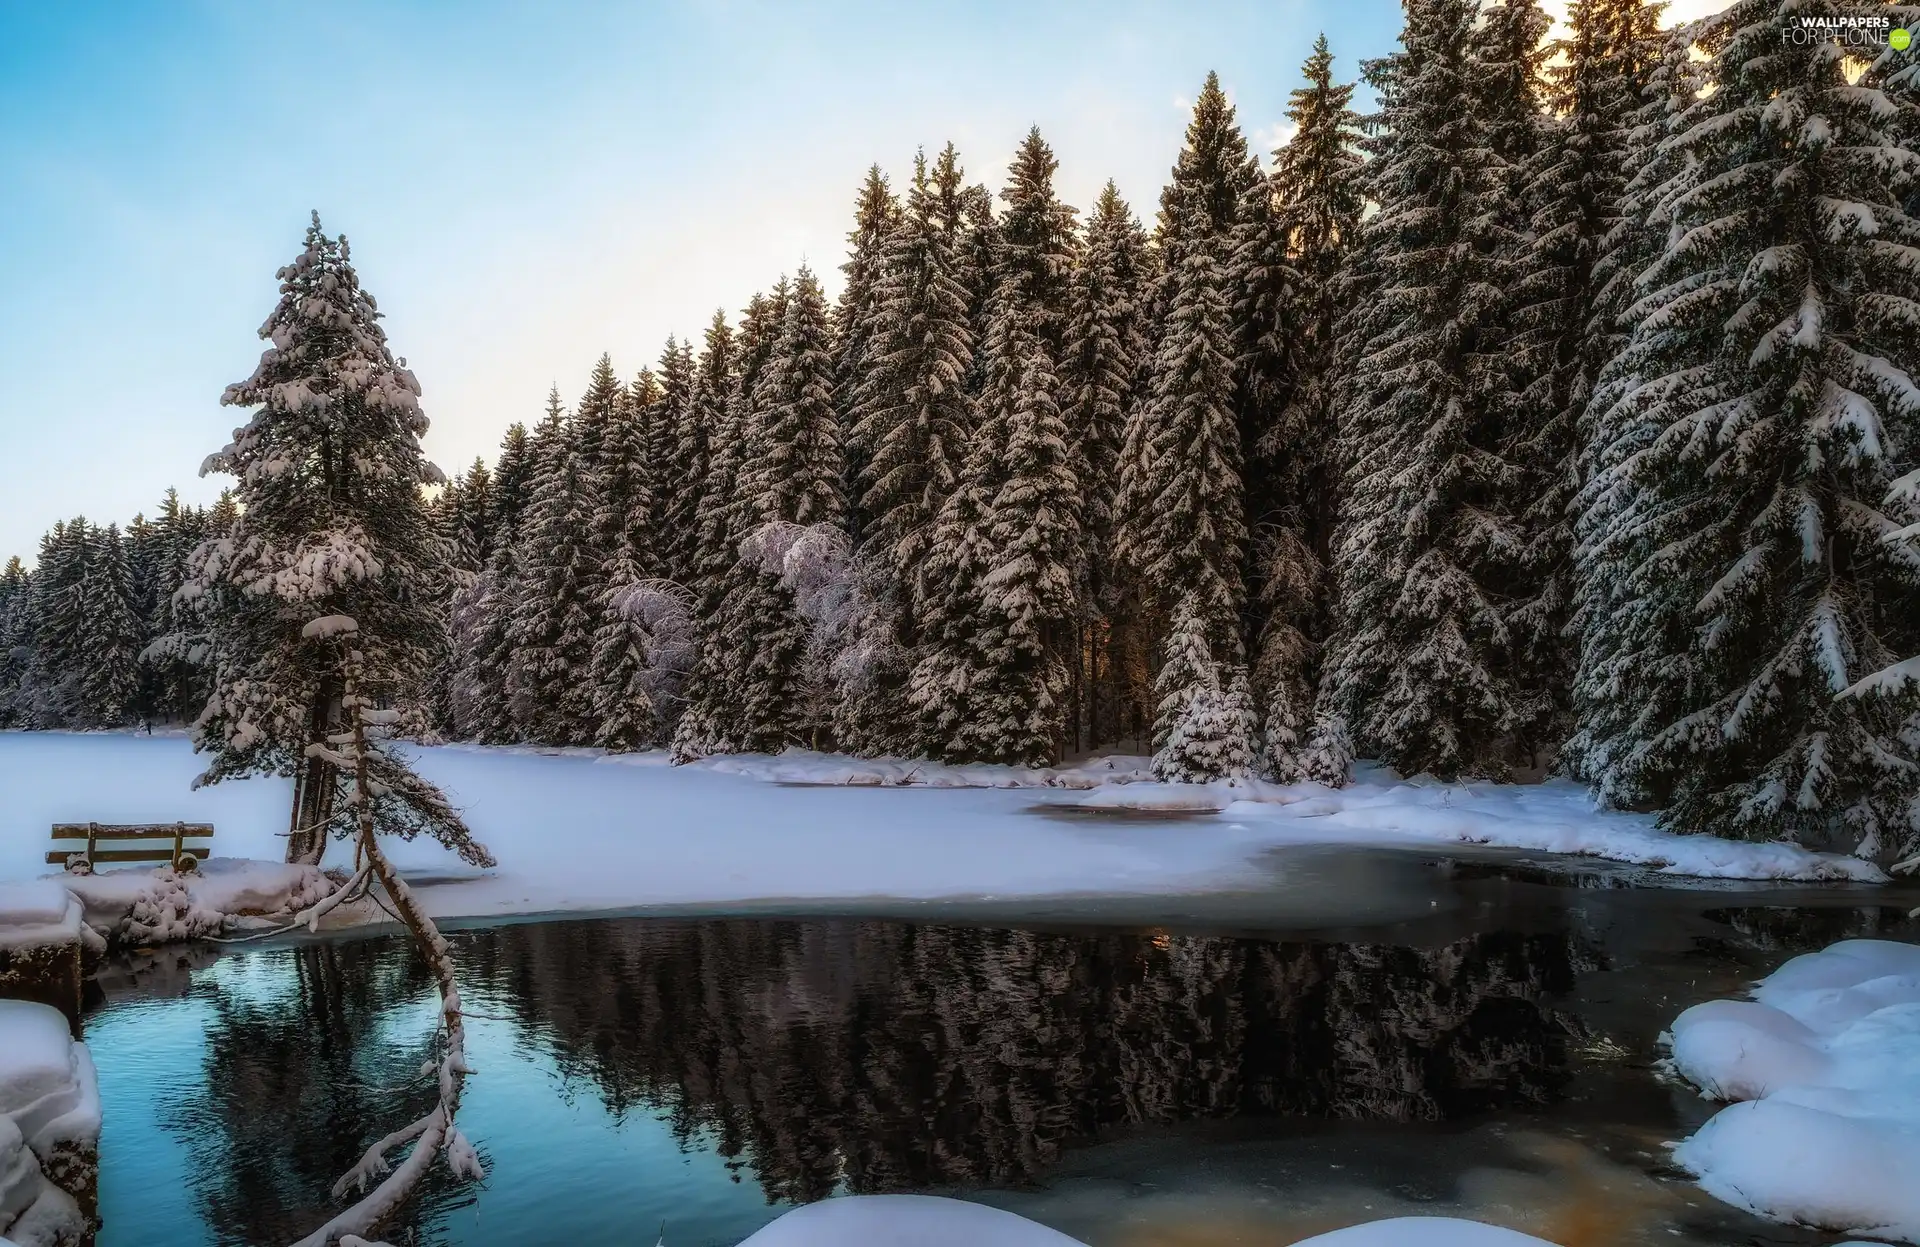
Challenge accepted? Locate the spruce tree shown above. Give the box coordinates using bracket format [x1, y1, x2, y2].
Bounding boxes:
[509, 389, 602, 745]
[29, 519, 88, 725]
[1506, 0, 1665, 759]
[1259, 35, 1365, 780]
[1121, 198, 1253, 779]
[0, 557, 32, 727]
[835, 167, 900, 545]
[592, 377, 668, 751]
[462, 420, 536, 743]
[188, 213, 485, 865]
[727, 267, 845, 750]
[77, 523, 143, 727]
[656, 338, 702, 586]
[843, 150, 978, 754]
[676, 292, 785, 758]
[1120, 77, 1263, 779]
[1320, 0, 1527, 781]
[1573, 3, 1920, 860]
[1062, 183, 1154, 747]
[913, 131, 1082, 765]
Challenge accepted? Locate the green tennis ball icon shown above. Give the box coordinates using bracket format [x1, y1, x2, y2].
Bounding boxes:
[1894, 27, 1913, 50]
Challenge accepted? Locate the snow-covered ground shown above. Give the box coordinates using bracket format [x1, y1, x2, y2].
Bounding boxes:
[1667, 939, 1920, 1243]
[0, 734, 1888, 929]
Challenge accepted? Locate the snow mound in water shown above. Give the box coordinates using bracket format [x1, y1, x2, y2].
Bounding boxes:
[1291, 1217, 1562, 1245]
[1668, 939, 1920, 1243]
[732, 1198, 1568, 1247]
[736, 1195, 1088, 1245]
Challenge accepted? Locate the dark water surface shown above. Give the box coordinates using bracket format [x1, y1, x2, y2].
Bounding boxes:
[81, 849, 1920, 1247]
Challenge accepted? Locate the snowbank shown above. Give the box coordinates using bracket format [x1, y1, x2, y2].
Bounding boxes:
[733, 1199, 1566, 1247]
[0, 1002, 96, 1247]
[1667, 939, 1920, 1242]
[1215, 766, 1886, 882]
[0, 736, 1892, 934]
[638, 747, 1156, 790]
[56, 860, 336, 946]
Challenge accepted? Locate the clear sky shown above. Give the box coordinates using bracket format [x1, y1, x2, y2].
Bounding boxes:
[0, 0, 1727, 565]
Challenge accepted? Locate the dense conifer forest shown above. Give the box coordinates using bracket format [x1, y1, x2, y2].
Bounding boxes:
[5, 0, 1917, 862]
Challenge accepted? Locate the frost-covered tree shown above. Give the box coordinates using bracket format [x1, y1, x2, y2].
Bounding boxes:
[1251, 35, 1366, 781]
[675, 291, 785, 759]
[720, 268, 847, 749]
[0, 558, 33, 727]
[28, 519, 89, 725]
[1062, 182, 1154, 746]
[843, 148, 979, 754]
[836, 167, 900, 544]
[457, 420, 536, 743]
[76, 523, 143, 727]
[656, 338, 702, 586]
[912, 133, 1082, 765]
[1572, 5, 1920, 860]
[1121, 200, 1253, 779]
[1320, 0, 1527, 782]
[509, 390, 602, 745]
[591, 370, 670, 750]
[1505, 0, 1666, 756]
[186, 214, 483, 866]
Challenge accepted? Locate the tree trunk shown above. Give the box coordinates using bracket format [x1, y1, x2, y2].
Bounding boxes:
[285, 677, 341, 866]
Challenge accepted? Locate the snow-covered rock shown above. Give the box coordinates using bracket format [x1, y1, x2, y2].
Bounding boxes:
[1667, 939, 1920, 1243]
[0, 1002, 97, 1247]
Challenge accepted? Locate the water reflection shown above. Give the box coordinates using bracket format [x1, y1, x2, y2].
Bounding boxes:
[113, 919, 1598, 1243]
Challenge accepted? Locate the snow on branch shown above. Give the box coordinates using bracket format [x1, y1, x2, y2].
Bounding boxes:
[302, 615, 360, 639]
[1841, 656, 1920, 700]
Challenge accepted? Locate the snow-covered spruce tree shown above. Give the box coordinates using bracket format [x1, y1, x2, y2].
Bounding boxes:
[1562, 24, 1711, 795]
[28, 519, 88, 726]
[508, 388, 603, 745]
[458, 420, 535, 743]
[727, 267, 846, 750]
[1573, 5, 1920, 860]
[1153, 596, 1260, 782]
[1254, 35, 1365, 782]
[0, 557, 33, 727]
[573, 353, 625, 515]
[187, 214, 488, 866]
[1505, 0, 1666, 762]
[1062, 181, 1155, 748]
[1319, 0, 1528, 782]
[913, 131, 1082, 765]
[835, 166, 900, 545]
[675, 290, 784, 759]
[656, 338, 702, 586]
[135, 489, 214, 725]
[75, 523, 143, 727]
[1116, 77, 1263, 781]
[1120, 199, 1255, 780]
[590, 369, 666, 751]
[842, 148, 979, 755]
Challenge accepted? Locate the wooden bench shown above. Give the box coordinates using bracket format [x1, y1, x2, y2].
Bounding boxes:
[46, 823, 214, 874]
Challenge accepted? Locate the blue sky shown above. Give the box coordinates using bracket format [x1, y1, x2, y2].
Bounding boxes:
[1, 0, 1716, 563]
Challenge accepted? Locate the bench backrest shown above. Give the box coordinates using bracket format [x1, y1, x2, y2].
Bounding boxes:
[46, 822, 216, 868]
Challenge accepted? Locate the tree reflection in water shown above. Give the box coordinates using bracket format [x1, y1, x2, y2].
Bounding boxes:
[158, 919, 1596, 1243]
